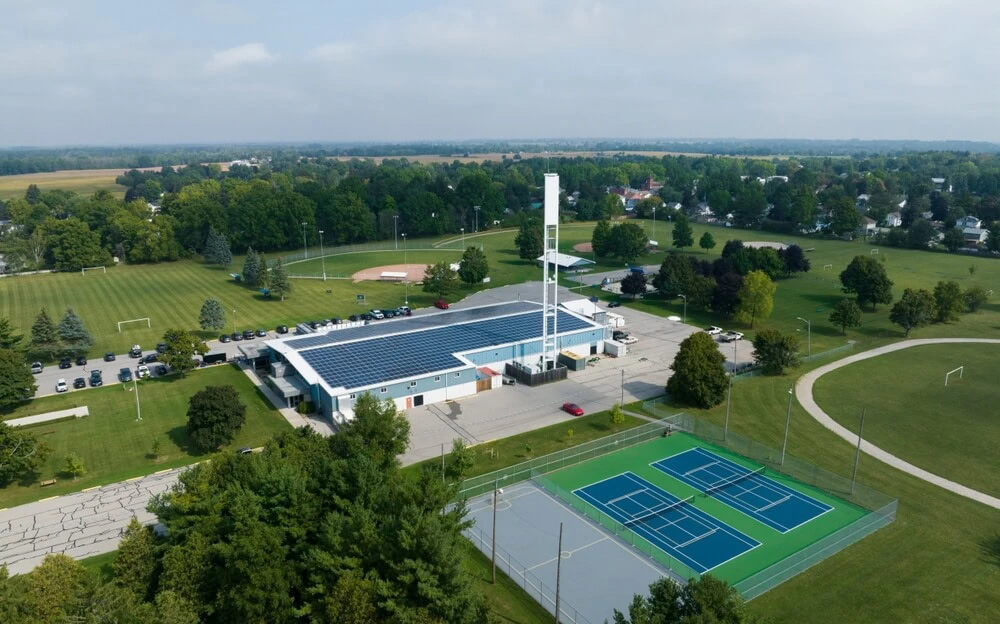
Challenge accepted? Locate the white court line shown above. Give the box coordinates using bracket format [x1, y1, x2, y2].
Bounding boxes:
[684, 460, 718, 476]
[675, 528, 716, 549]
[607, 489, 646, 506]
[619, 473, 715, 537]
[756, 495, 792, 512]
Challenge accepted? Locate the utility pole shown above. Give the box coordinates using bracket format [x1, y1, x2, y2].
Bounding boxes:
[554, 522, 564, 623]
[491, 480, 498, 584]
[440, 443, 445, 485]
[724, 341, 735, 441]
[461, 227, 465, 248]
[393, 214, 399, 250]
[781, 387, 793, 465]
[133, 377, 142, 421]
[318, 230, 326, 281]
[678, 294, 687, 322]
[850, 409, 865, 495]
[652, 205, 656, 243]
[301, 222, 308, 259]
[474, 205, 481, 232]
[620, 369, 625, 405]
[402, 233, 408, 305]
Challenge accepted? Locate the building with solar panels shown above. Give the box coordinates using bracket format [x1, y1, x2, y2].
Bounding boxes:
[263, 301, 607, 423]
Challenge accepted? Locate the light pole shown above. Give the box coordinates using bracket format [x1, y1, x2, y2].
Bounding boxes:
[781, 387, 793, 465]
[133, 377, 142, 422]
[461, 227, 465, 248]
[402, 233, 408, 305]
[318, 229, 326, 281]
[621, 369, 625, 405]
[652, 205, 656, 244]
[301, 222, 308, 259]
[474, 205, 481, 232]
[232, 309, 237, 335]
[724, 340, 736, 441]
[678, 294, 687, 322]
[796, 317, 811, 356]
[393, 214, 399, 251]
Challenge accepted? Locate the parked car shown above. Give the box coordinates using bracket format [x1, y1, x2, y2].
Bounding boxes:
[73, 377, 86, 389]
[89, 370, 103, 387]
[56, 379, 68, 393]
[156, 342, 168, 354]
[360, 312, 373, 321]
[612, 330, 629, 341]
[238, 447, 253, 455]
[30, 362, 43, 374]
[129, 344, 142, 358]
[722, 331, 744, 342]
[705, 326, 723, 336]
[220, 334, 231, 343]
[309, 321, 322, 329]
[75, 355, 87, 366]
[242, 329, 254, 340]
[397, 306, 411, 316]
[255, 328, 267, 337]
[156, 364, 168, 376]
[276, 324, 289, 334]
[561, 403, 585, 417]
[381, 309, 397, 319]
[231, 332, 243, 342]
[348, 314, 361, 322]
[370, 309, 385, 320]
[331, 318, 342, 325]
[136, 364, 150, 379]
[620, 336, 639, 345]
[143, 353, 158, 363]
[607, 301, 621, 308]
[104, 352, 116, 362]
[59, 357, 72, 369]
[434, 299, 450, 310]
[119, 367, 133, 383]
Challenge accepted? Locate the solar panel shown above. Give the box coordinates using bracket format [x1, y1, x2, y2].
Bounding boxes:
[297, 309, 594, 391]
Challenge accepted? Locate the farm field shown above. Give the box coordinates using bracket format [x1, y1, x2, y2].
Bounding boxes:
[0, 364, 290, 508]
[814, 343, 1000, 498]
[0, 168, 127, 200]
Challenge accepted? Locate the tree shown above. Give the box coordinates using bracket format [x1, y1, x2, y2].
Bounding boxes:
[829, 299, 863, 334]
[514, 217, 543, 260]
[15, 554, 94, 623]
[186, 385, 247, 452]
[64, 452, 85, 480]
[608, 223, 649, 263]
[666, 333, 727, 408]
[610, 403, 626, 428]
[752, 329, 800, 375]
[269, 257, 292, 300]
[592, 220, 613, 257]
[933, 280, 964, 323]
[610, 575, 758, 624]
[114, 518, 156, 600]
[57, 307, 94, 356]
[198, 299, 226, 332]
[445, 438, 475, 482]
[203, 227, 232, 266]
[942, 228, 965, 252]
[672, 213, 694, 249]
[422, 261, 460, 300]
[41, 217, 111, 271]
[907, 219, 936, 249]
[778, 244, 810, 274]
[889, 288, 936, 337]
[241, 247, 263, 287]
[458, 246, 489, 285]
[25, 183, 42, 205]
[987, 223, 1000, 253]
[620, 271, 647, 299]
[711, 272, 743, 318]
[0, 318, 23, 350]
[828, 195, 861, 236]
[839, 255, 894, 311]
[30, 307, 60, 358]
[653, 254, 695, 299]
[732, 182, 767, 227]
[698, 231, 716, 253]
[160, 328, 207, 377]
[601, 193, 624, 219]
[964, 285, 989, 312]
[0, 349, 37, 409]
[0, 422, 48, 486]
[735, 270, 775, 328]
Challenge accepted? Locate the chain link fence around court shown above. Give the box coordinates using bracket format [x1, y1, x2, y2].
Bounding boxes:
[732, 342, 855, 382]
[464, 525, 594, 624]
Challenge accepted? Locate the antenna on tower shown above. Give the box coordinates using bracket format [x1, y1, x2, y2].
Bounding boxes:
[540, 172, 560, 371]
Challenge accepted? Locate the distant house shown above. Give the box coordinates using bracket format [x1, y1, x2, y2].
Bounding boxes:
[956, 215, 982, 230]
[963, 227, 989, 245]
[536, 252, 596, 272]
[860, 216, 877, 235]
[931, 177, 949, 192]
[666, 202, 683, 212]
[765, 175, 789, 184]
[884, 212, 903, 227]
[640, 175, 663, 192]
[856, 194, 871, 205]
[921, 210, 935, 221]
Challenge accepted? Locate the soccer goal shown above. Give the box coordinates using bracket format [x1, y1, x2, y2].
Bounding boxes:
[870, 248, 879, 255]
[82, 266, 106, 275]
[823, 264, 833, 270]
[945, 366, 964, 386]
[118, 318, 151, 332]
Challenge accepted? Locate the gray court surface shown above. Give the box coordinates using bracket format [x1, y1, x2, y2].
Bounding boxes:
[464, 482, 666, 623]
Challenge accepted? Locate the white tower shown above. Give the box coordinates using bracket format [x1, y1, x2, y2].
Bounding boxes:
[540, 173, 560, 371]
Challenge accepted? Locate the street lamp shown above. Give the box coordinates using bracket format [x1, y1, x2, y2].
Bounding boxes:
[781, 387, 794, 465]
[402, 233, 408, 305]
[678, 294, 687, 322]
[652, 205, 656, 243]
[393, 214, 399, 250]
[474, 205, 481, 232]
[461, 227, 465, 248]
[318, 230, 326, 281]
[301, 222, 308, 259]
[133, 376, 142, 422]
[232, 309, 237, 335]
[724, 339, 736, 441]
[796, 317, 811, 356]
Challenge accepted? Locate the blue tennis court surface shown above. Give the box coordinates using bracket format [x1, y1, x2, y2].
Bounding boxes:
[652, 448, 832, 533]
[574, 472, 759, 574]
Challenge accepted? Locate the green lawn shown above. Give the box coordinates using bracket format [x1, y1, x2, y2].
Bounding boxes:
[637, 361, 1000, 624]
[0, 170, 125, 200]
[0, 364, 290, 508]
[814, 343, 1000, 498]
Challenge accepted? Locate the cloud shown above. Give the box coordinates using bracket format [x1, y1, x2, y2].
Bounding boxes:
[309, 42, 354, 63]
[203, 43, 274, 73]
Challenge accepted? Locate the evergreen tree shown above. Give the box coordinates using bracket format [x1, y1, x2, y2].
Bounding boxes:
[0, 318, 23, 350]
[57, 308, 94, 356]
[0, 349, 37, 409]
[514, 217, 543, 260]
[203, 227, 232, 266]
[672, 212, 694, 249]
[592, 220, 613, 257]
[269, 257, 292, 300]
[114, 518, 156, 600]
[198, 299, 226, 332]
[30, 307, 59, 358]
[242, 247, 263, 287]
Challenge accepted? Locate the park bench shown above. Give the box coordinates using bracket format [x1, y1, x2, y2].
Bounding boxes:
[40, 479, 57, 487]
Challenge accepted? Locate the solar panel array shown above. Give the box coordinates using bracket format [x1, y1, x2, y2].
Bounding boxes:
[284, 301, 541, 351]
[298, 309, 594, 391]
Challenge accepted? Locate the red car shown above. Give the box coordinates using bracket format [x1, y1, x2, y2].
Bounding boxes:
[561, 403, 584, 417]
[434, 299, 450, 310]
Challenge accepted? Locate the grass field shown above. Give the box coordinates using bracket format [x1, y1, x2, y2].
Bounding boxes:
[0, 364, 290, 508]
[0, 169, 127, 200]
[814, 343, 1000, 498]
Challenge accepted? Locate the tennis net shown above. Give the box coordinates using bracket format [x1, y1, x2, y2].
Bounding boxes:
[703, 466, 766, 497]
[623, 495, 694, 527]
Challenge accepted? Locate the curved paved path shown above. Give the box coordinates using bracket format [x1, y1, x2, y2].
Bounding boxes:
[797, 338, 1000, 510]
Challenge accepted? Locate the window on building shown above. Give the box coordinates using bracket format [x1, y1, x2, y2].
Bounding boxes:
[380, 387, 387, 394]
[349, 393, 356, 399]
[409, 381, 417, 388]
[434, 376, 441, 382]
[454, 372, 460, 378]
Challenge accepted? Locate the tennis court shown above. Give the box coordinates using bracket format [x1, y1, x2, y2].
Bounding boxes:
[574, 472, 759, 573]
[652, 448, 832, 533]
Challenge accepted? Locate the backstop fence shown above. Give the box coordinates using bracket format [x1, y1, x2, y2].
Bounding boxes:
[456, 409, 897, 601]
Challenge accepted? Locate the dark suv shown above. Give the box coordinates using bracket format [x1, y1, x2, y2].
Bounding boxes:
[242, 329, 255, 340]
[59, 357, 72, 369]
[276, 325, 289, 334]
[89, 370, 103, 387]
[118, 368, 133, 383]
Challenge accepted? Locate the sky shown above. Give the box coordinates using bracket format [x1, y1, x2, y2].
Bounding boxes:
[2, 0, 999, 146]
